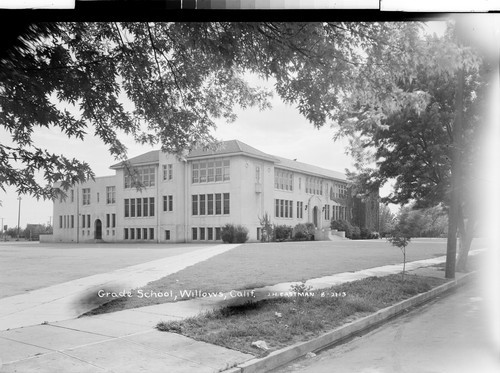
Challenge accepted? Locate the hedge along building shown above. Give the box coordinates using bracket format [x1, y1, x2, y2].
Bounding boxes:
[51, 139, 377, 243]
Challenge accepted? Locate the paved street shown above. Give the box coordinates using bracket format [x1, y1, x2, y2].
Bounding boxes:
[273, 279, 499, 373]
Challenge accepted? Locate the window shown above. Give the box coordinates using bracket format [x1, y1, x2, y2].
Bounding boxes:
[71, 215, 74, 228]
[130, 228, 135, 239]
[106, 186, 116, 204]
[256, 166, 261, 183]
[163, 164, 173, 181]
[200, 227, 205, 240]
[124, 166, 155, 188]
[274, 169, 293, 191]
[130, 198, 135, 217]
[149, 198, 155, 217]
[257, 227, 261, 241]
[215, 193, 222, 214]
[70, 190, 74, 203]
[143, 228, 148, 240]
[192, 195, 198, 215]
[199, 195, 206, 215]
[87, 215, 90, 228]
[163, 195, 174, 212]
[112, 214, 116, 228]
[165, 230, 171, 240]
[299, 178, 301, 190]
[106, 214, 110, 228]
[82, 215, 86, 228]
[82, 188, 90, 205]
[137, 228, 141, 240]
[59, 216, 62, 228]
[297, 201, 303, 219]
[215, 227, 221, 240]
[223, 193, 230, 214]
[207, 227, 213, 240]
[276, 199, 294, 218]
[124, 228, 128, 239]
[192, 158, 230, 183]
[97, 192, 100, 203]
[207, 194, 214, 215]
[125, 199, 129, 217]
[192, 227, 198, 240]
[137, 198, 142, 217]
[143, 197, 149, 217]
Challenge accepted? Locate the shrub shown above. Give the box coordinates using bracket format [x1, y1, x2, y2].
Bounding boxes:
[351, 226, 361, 240]
[360, 227, 370, 239]
[330, 220, 352, 238]
[305, 223, 316, 240]
[274, 225, 293, 242]
[221, 224, 249, 243]
[292, 223, 315, 241]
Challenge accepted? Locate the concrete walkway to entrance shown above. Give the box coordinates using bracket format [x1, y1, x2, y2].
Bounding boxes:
[0, 244, 241, 331]
[0, 249, 485, 373]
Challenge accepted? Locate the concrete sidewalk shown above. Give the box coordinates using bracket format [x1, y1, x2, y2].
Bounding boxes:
[0, 244, 241, 331]
[0, 248, 485, 373]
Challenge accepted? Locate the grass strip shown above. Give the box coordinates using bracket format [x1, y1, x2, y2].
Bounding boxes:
[156, 274, 448, 357]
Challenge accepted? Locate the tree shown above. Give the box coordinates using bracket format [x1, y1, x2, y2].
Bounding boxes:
[387, 234, 411, 281]
[379, 204, 396, 237]
[1, 22, 432, 200]
[341, 22, 488, 277]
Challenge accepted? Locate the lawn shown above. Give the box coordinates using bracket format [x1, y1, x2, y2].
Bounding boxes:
[156, 274, 449, 356]
[87, 239, 449, 315]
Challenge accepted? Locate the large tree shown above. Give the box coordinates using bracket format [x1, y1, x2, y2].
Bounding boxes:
[342, 22, 489, 276]
[1, 22, 430, 200]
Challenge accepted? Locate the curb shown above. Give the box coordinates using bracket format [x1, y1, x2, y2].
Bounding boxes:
[224, 271, 476, 373]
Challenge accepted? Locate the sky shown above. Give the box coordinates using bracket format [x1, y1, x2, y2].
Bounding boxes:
[0, 20, 459, 230]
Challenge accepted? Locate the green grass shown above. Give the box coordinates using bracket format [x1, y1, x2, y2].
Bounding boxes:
[85, 240, 448, 316]
[156, 274, 448, 356]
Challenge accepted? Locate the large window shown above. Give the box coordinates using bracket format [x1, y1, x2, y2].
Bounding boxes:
[274, 169, 293, 191]
[275, 199, 293, 218]
[106, 186, 116, 204]
[192, 158, 230, 183]
[297, 201, 303, 219]
[82, 188, 90, 205]
[124, 166, 156, 188]
[124, 198, 155, 217]
[192, 193, 230, 215]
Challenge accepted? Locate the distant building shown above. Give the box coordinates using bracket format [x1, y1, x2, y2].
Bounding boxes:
[52, 140, 377, 243]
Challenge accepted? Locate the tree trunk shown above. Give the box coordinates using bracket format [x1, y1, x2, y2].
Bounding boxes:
[445, 64, 465, 279]
[456, 214, 475, 272]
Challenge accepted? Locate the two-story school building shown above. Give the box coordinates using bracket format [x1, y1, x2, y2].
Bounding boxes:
[52, 139, 377, 243]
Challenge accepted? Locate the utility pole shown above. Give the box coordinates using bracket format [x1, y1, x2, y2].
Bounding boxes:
[1, 217, 3, 241]
[16, 196, 22, 241]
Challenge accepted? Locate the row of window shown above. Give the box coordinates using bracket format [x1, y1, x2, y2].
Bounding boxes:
[124, 166, 156, 189]
[274, 199, 347, 221]
[192, 227, 222, 241]
[66, 186, 116, 206]
[274, 169, 294, 191]
[124, 198, 155, 218]
[59, 215, 75, 229]
[192, 158, 230, 183]
[124, 227, 155, 240]
[192, 193, 230, 216]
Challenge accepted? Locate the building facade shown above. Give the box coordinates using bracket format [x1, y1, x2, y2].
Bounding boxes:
[52, 140, 375, 243]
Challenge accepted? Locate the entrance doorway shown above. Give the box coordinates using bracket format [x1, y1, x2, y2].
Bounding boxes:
[312, 206, 319, 228]
[94, 219, 102, 239]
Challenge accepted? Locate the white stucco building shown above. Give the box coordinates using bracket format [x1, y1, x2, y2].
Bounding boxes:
[52, 140, 352, 243]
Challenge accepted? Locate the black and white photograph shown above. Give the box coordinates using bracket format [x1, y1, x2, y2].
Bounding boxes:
[0, 1, 498, 372]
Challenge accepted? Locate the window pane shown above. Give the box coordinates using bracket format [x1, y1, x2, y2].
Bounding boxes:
[207, 194, 213, 215]
[192, 195, 198, 215]
[215, 194, 221, 215]
[130, 198, 135, 217]
[200, 194, 206, 215]
[223, 193, 230, 214]
[149, 197, 155, 216]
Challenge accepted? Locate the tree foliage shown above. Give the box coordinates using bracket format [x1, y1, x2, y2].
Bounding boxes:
[1, 22, 434, 199]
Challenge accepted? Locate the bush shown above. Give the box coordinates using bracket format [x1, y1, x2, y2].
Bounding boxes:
[292, 223, 315, 241]
[274, 225, 293, 242]
[360, 227, 370, 239]
[330, 219, 352, 238]
[221, 224, 249, 243]
[351, 226, 361, 240]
